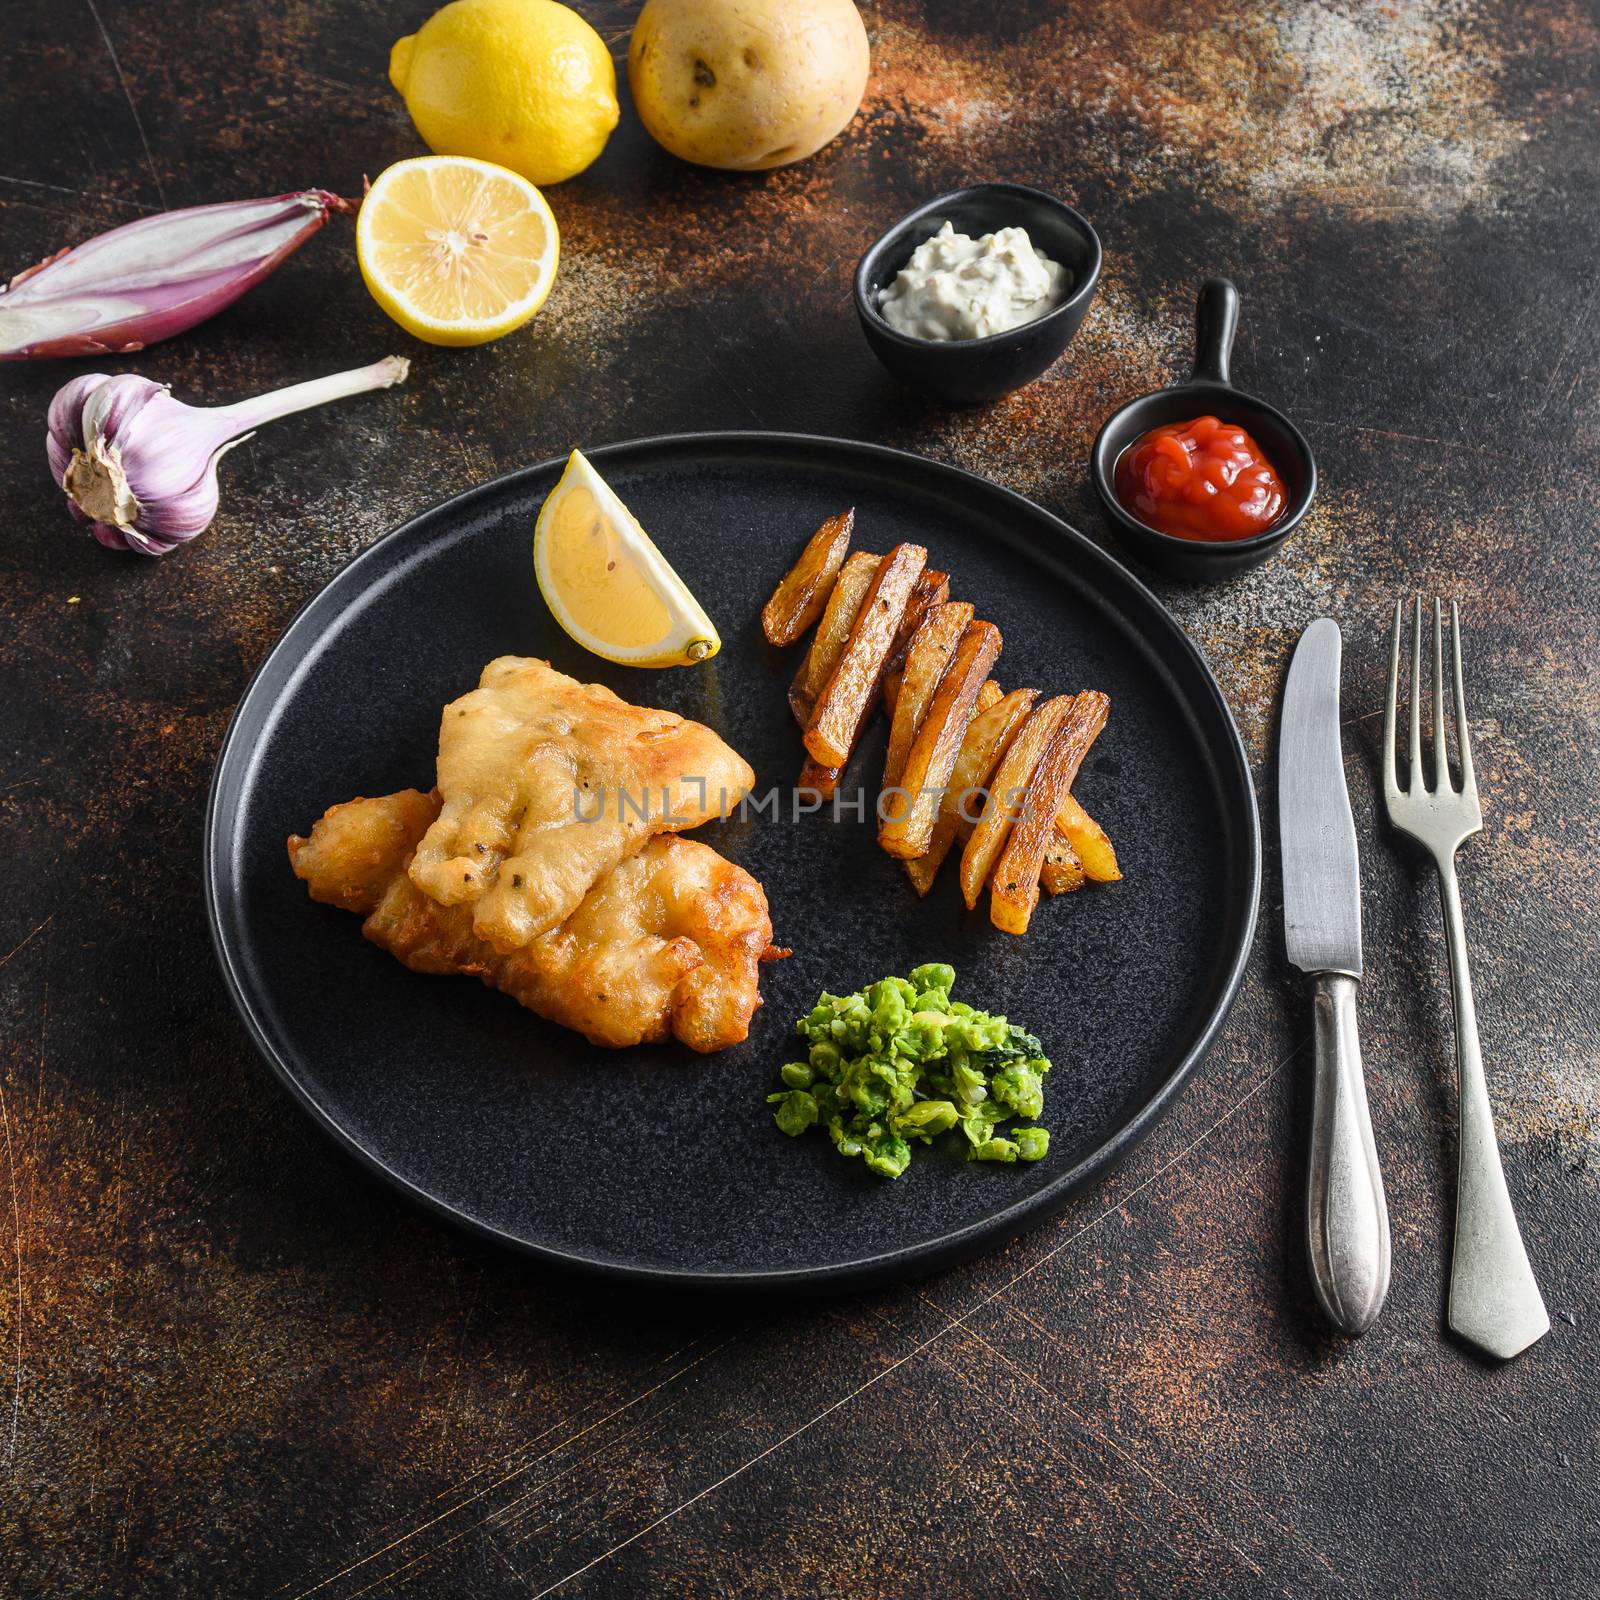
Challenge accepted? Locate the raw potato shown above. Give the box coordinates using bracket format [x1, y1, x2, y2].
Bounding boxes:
[762, 508, 853, 647]
[628, 0, 870, 172]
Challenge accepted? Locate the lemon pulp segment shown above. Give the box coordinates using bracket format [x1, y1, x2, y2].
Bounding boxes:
[541, 484, 675, 648]
[358, 156, 558, 344]
[534, 451, 720, 668]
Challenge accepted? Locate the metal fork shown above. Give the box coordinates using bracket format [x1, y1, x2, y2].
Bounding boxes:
[1383, 598, 1549, 1360]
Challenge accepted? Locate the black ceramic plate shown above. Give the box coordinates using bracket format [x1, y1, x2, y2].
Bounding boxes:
[206, 433, 1259, 1293]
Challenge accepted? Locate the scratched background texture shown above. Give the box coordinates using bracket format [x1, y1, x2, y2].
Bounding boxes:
[2, 0, 1598, 1595]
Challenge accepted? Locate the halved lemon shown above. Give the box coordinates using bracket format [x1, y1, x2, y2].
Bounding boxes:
[534, 451, 720, 668]
[356, 155, 559, 347]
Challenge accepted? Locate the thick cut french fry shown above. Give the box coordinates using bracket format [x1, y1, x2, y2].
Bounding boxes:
[1041, 833, 1086, 895]
[787, 672, 811, 727]
[903, 850, 940, 898]
[797, 755, 842, 801]
[762, 508, 853, 647]
[1056, 790, 1122, 881]
[790, 550, 880, 725]
[879, 620, 1002, 859]
[976, 679, 1004, 714]
[804, 545, 927, 768]
[989, 693, 1109, 933]
[882, 600, 973, 789]
[903, 686, 1036, 896]
[888, 569, 950, 669]
[958, 694, 1075, 908]
[881, 568, 950, 715]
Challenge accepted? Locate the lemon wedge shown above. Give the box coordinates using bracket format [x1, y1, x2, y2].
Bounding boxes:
[534, 451, 720, 668]
[356, 155, 559, 347]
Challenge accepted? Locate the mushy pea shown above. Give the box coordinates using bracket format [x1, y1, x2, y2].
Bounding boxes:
[768, 963, 1051, 1179]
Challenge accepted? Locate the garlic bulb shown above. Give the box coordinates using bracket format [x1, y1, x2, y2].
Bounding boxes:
[47, 356, 410, 555]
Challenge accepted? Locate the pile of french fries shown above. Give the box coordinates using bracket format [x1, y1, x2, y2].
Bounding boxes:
[761, 510, 1122, 936]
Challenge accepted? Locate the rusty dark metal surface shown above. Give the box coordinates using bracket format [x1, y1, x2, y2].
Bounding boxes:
[2, 1, 1597, 1594]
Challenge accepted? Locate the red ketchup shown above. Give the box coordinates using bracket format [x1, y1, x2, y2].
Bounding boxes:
[1114, 415, 1287, 541]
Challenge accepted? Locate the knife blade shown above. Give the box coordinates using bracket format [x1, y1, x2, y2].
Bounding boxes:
[1280, 617, 1363, 977]
[1278, 618, 1389, 1336]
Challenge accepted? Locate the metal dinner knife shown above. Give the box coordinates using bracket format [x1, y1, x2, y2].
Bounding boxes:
[1279, 619, 1391, 1334]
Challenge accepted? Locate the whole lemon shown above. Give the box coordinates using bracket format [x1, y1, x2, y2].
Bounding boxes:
[389, 0, 619, 187]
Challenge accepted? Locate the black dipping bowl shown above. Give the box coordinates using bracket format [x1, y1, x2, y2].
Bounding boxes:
[1091, 279, 1316, 581]
[854, 183, 1102, 405]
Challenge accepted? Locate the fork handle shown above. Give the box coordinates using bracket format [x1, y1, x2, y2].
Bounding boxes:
[1436, 857, 1550, 1359]
[1306, 972, 1391, 1334]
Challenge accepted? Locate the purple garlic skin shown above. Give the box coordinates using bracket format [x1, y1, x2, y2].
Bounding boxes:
[48, 374, 221, 553]
[47, 356, 410, 556]
[1, 190, 353, 361]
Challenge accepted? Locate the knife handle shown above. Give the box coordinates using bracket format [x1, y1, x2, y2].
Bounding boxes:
[1305, 972, 1391, 1335]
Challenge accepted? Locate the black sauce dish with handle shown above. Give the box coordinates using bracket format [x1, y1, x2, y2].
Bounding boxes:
[854, 183, 1102, 405]
[1091, 278, 1317, 582]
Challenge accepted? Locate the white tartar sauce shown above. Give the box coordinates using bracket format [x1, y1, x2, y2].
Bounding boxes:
[877, 222, 1071, 341]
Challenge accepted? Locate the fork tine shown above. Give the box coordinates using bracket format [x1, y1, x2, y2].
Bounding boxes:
[1433, 598, 1452, 792]
[1451, 599, 1476, 796]
[1409, 595, 1424, 790]
[1384, 598, 1402, 796]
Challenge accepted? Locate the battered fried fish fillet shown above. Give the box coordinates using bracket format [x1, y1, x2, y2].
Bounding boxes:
[409, 657, 755, 951]
[289, 791, 784, 1053]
